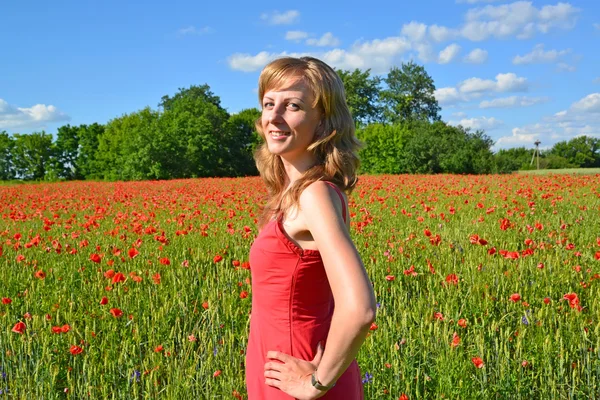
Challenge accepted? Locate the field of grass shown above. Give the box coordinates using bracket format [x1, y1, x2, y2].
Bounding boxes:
[1, 174, 599, 399]
[517, 168, 600, 175]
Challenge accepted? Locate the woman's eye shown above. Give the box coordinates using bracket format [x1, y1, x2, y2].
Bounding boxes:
[287, 103, 300, 110]
[262, 102, 274, 109]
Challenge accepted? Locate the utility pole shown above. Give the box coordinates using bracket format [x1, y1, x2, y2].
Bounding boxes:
[530, 140, 541, 170]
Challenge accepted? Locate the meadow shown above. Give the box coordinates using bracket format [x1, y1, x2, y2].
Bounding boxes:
[0, 174, 599, 399]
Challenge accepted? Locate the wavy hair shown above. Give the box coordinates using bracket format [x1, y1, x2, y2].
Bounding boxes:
[254, 56, 362, 228]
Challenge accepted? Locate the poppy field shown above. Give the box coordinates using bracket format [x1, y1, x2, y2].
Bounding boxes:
[1, 174, 599, 399]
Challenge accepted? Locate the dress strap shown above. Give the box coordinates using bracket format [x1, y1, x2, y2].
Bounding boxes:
[323, 181, 347, 224]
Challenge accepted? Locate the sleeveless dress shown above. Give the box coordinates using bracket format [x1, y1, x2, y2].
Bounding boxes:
[246, 181, 364, 399]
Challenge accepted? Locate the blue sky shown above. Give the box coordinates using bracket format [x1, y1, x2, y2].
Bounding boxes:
[1, 0, 599, 149]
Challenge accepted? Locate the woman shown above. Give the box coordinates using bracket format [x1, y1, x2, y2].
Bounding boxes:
[246, 56, 377, 400]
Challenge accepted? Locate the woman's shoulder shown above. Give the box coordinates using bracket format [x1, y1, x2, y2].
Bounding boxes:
[299, 180, 347, 221]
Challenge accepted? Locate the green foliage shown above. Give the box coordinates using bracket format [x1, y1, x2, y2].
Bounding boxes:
[492, 147, 534, 173]
[358, 122, 495, 175]
[0, 131, 16, 180]
[223, 108, 261, 176]
[11, 131, 54, 180]
[381, 61, 441, 124]
[336, 69, 383, 126]
[549, 136, 600, 168]
[357, 123, 411, 174]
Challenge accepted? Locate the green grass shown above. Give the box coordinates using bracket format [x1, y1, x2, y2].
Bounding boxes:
[1, 175, 599, 399]
[516, 168, 600, 175]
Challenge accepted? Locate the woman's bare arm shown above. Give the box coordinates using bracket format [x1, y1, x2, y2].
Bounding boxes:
[298, 181, 377, 388]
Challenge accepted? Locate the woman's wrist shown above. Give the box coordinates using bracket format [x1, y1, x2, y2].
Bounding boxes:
[311, 369, 336, 391]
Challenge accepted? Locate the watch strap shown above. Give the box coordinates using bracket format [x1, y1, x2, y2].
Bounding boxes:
[311, 370, 335, 391]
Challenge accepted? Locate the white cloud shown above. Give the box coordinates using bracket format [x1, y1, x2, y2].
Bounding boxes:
[438, 43, 461, 64]
[452, 111, 468, 118]
[0, 99, 70, 130]
[428, 25, 458, 42]
[228, 36, 411, 73]
[459, 1, 579, 41]
[306, 32, 341, 47]
[435, 87, 470, 106]
[285, 31, 308, 41]
[177, 26, 213, 36]
[496, 92, 600, 148]
[260, 10, 300, 25]
[401, 21, 428, 42]
[479, 96, 549, 108]
[449, 116, 504, 130]
[512, 43, 570, 64]
[464, 48, 488, 63]
[556, 62, 576, 72]
[571, 93, 600, 113]
[459, 72, 528, 94]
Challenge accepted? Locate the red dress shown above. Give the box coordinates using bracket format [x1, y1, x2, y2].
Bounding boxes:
[246, 181, 364, 399]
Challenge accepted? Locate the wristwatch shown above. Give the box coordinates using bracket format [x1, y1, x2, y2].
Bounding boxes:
[311, 370, 335, 391]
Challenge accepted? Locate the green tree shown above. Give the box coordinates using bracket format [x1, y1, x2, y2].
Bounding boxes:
[336, 69, 383, 126]
[0, 131, 16, 180]
[53, 124, 81, 179]
[549, 136, 600, 168]
[223, 108, 261, 176]
[381, 61, 441, 124]
[356, 123, 411, 174]
[492, 147, 534, 173]
[77, 123, 105, 180]
[11, 131, 54, 180]
[159, 85, 230, 178]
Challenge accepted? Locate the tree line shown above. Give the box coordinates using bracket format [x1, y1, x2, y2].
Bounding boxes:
[1, 62, 599, 181]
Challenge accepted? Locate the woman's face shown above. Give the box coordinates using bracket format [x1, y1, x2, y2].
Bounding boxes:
[261, 77, 322, 162]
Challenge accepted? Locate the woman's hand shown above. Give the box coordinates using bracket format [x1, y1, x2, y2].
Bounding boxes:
[264, 342, 328, 400]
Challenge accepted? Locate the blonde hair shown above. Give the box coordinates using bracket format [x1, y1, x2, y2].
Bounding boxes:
[254, 56, 362, 228]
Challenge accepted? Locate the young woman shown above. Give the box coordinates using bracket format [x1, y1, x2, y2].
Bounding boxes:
[246, 56, 377, 400]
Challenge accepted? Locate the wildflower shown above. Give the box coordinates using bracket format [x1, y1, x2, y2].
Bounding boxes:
[361, 372, 373, 384]
[385, 275, 395, 281]
[434, 312, 444, 321]
[89, 253, 102, 263]
[509, 293, 521, 303]
[159, 257, 170, 266]
[239, 291, 248, 299]
[213, 370, 222, 378]
[111, 272, 126, 284]
[34, 270, 46, 279]
[445, 274, 458, 286]
[369, 322, 378, 331]
[471, 357, 484, 369]
[130, 370, 141, 383]
[1, 297, 11, 305]
[110, 308, 124, 318]
[11, 321, 26, 334]
[128, 248, 139, 258]
[521, 316, 529, 325]
[100, 296, 109, 305]
[69, 345, 83, 355]
[451, 332, 460, 348]
[152, 273, 161, 284]
[154, 345, 163, 353]
[213, 255, 223, 263]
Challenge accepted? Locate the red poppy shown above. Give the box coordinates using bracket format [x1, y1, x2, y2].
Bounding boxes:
[562, 293, 582, 311]
[104, 269, 115, 279]
[239, 291, 248, 299]
[154, 345, 164, 353]
[111, 272, 126, 284]
[543, 297, 551, 304]
[12, 321, 26, 334]
[450, 332, 460, 348]
[457, 318, 468, 328]
[152, 273, 161, 284]
[445, 274, 458, 285]
[202, 301, 209, 310]
[61, 324, 70, 333]
[110, 308, 124, 318]
[159, 257, 170, 266]
[128, 248, 139, 258]
[434, 312, 444, 321]
[213, 255, 223, 263]
[1, 297, 11, 304]
[69, 345, 83, 355]
[89, 253, 102, 263]
[399, 395, 409, 400]
[232, 260, 241, 267]
[594, 251, 600, 261]
[509, 293, 521, 303]
[34, 270, 46, 279]
[213, 370, 222, 378]
[385, 275, 395, 281]
[369, 322, 378, 331]
[100, 296, 109, 305]
[471, 357, 484, 369]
